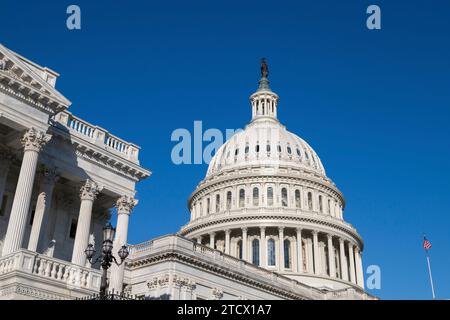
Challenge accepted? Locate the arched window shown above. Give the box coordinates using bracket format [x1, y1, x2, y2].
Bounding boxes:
[253, 187, 259, 206]
[252, 239, 260, 266]
[307, 192, 313, 210]
[215, 194, 220, 212]
[245, 145, 249, 154]
[277, 145, 281, 153]
[226, 191, 232, 210]
[255, 144, 260, 153]
[305, 152, 310, 160]
[266, 143, 271, 152]
[267, 239, 276, 266]
[235, 148, 239, 156]
[267, 187, 274, 206]
[239, 189, 245, 208]
[281, 188, 288, 207]
[237, 240, 243, 260]
[295, 190, 301, 208]
[206, 198, 210, 214]
[296, 148, 301, 157]
[328, 199, 331, 214]
[319, 195, 323, 213]
[284, 239, 291, 269]
[287, 146, 292, 155]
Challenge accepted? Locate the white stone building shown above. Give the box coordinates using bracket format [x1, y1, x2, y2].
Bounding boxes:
[0, 45, 375, 300]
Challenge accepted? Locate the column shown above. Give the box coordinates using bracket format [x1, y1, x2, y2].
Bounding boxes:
[196, 236, 203, 244]
[327, 234, 336, 277]
[71, 179, 101, 266]
[2, 128, 50, 256]
[224, 229, 231, 254]
[339, 239, 349, 281]
[278, 227, 284, 271]
[355, 247, 365, 288]
[348, 242, 356, 284]
[0, 148, 13, 209]
[241, 227, 248, 261]
[312, 231, 320, 275]
[296, 228, 303, 273]
[27, 167, 58, 252]
[209, 232, 215, 249]
[110, 195, 138, 293]
[260, 227, 266, 268]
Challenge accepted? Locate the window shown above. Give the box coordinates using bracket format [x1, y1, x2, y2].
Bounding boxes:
[69, 218, 78, 239]
[277, 145, 281, 153]
[308, 192, 313, 210]
[287, 146, 292, 154]
[328, 199, 331, 214]
[237, 240, 243, 259]
[226, 191, 232, 210]
[295, 190, 301, 208]
[0, 194, 8, 216]
[267, 187, 273, 206]
[281, 188, 288, 207]
[235, 148, 239, 156]
[305, 152, 310, 159]
[252, 239, 260, 266]
[245, 145, 249, 154]
[255, 144, 260, 153]
[284, 239, 291, 269]
[296, 148, 301, 157]
[206, 198, 210, 214]
[239, 189, 245, 208]
[216, 194, 220, 212]
[253, 187, 259, 206]
[266, 144, 271, 152]
[267, 239, 276, 266]
[319, 195, 323, 213]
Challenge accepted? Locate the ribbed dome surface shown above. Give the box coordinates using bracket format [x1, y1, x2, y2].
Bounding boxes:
[206, 118, 326, 178]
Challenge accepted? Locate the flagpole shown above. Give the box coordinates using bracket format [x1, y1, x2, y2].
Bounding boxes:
[425, 250, 436, 299]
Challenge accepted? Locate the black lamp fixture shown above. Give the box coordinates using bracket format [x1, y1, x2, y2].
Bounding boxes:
[84, 223, 129, 299]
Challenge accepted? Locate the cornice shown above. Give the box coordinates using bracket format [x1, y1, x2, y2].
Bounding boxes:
[127, 250, 312, 300]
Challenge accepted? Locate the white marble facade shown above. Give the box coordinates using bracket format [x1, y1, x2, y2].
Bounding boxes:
[0, 45, 374, 300]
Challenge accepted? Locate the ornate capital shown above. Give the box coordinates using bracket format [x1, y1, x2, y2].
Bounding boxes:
[40, 166, 59, 186]
[79, 179, 101, 201]
[115, 195, 138, 215]
[21, 128, 51, 152]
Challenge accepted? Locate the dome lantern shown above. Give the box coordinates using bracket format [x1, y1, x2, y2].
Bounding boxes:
[250, 58, 279, 122]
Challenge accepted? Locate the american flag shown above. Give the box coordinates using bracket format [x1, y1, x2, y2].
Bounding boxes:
[423, 237, 432, 250]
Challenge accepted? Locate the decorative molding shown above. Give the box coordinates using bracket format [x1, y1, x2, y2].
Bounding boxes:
[21, 128, 51, 152]
[115, 195, 138, 215]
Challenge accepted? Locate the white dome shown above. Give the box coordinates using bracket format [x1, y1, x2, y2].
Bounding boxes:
[206, 118, 326, 178]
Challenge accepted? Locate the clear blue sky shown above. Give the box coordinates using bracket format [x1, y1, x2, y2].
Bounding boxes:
[1, 0, 449, 300]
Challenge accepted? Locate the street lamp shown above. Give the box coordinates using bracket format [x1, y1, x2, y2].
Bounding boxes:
[84, 223, 129, 299]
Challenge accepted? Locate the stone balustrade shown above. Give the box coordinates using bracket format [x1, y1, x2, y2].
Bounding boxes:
[0, 249, 101, 297]
[54, 110, 140, 164]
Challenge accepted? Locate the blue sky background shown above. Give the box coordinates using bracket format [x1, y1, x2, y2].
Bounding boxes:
[1, 0, 449, 299]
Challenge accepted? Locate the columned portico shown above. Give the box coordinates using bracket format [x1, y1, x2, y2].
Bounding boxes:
[27, 167, 58, 252]
[109, 195, 138, 293]
[339, 239, 348, 281]
[327, 234, 336, 277]
[241, 227, 248, 261]
[224, 229, 231, 254]
[71, 179, 102, 266]
[2, 128, 50, 256]
[260, 227, 266, 268]
[296, 228, 303, 273]
[348, 242, 356, 284]
[312, 231, 319, 275]
[278, 227, 284, 271]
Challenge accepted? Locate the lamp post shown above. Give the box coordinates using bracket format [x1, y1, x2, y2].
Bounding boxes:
[84, 223, 129, 299]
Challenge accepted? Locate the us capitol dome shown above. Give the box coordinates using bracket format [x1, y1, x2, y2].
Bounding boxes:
[179, 60, 365, 291]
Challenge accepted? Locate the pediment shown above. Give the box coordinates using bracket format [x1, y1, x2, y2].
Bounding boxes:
[0, 43, 71, 114]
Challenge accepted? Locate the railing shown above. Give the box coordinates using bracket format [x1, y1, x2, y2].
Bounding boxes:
[54, 111, 140, 164]
[0, 249, 102, 293]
